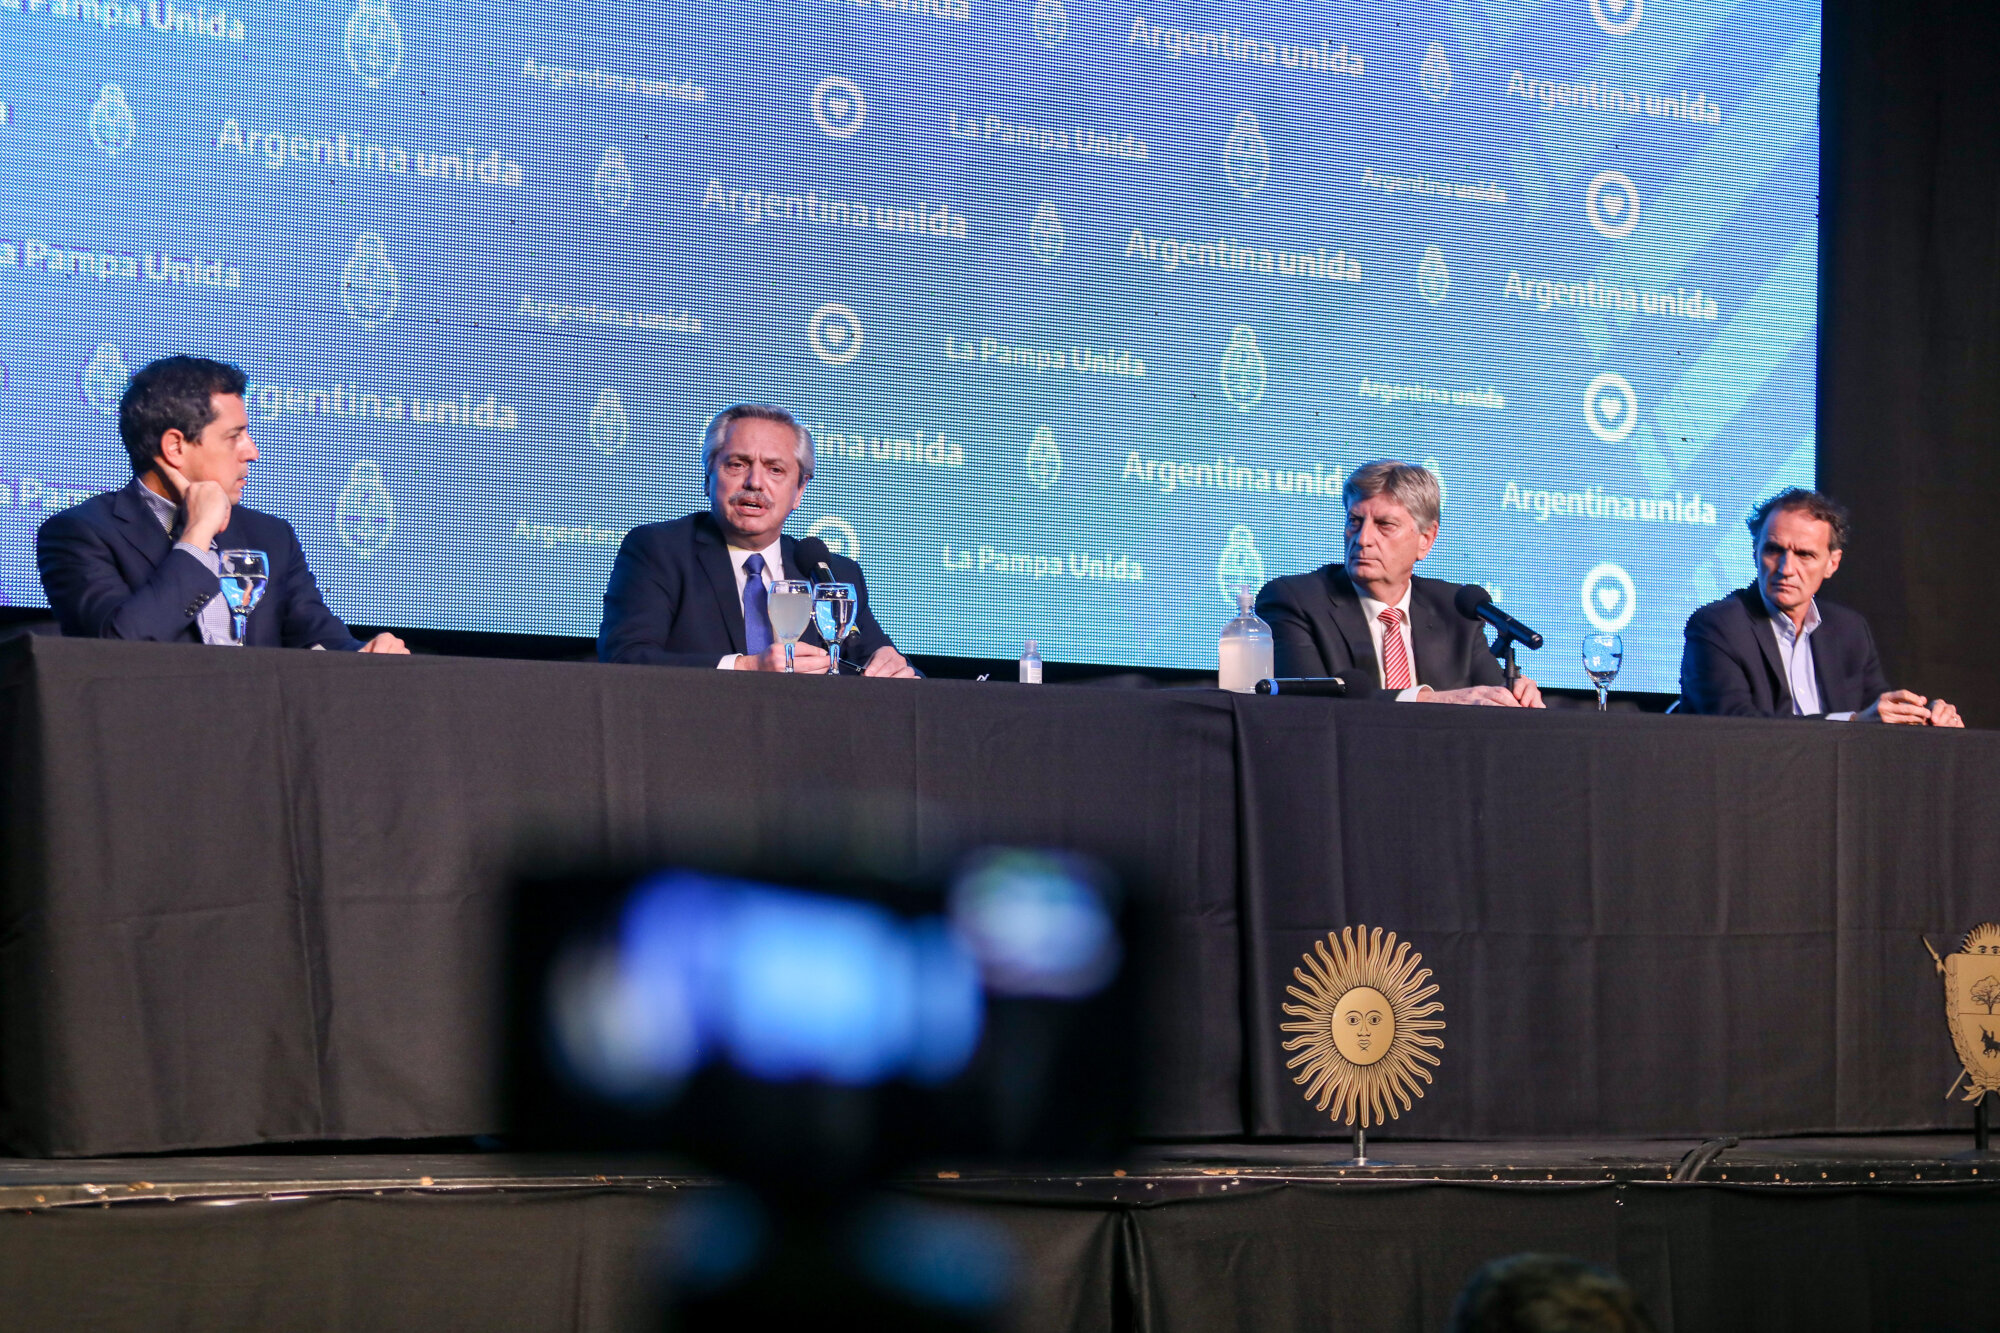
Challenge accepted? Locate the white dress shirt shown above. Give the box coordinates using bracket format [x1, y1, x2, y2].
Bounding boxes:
[1357, 585, 1425, 702]
[1761, 590, 1853, 720]
[716, 537, 785, 670]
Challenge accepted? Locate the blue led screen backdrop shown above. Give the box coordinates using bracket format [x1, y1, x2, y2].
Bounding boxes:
[0, 0, 1819, 686]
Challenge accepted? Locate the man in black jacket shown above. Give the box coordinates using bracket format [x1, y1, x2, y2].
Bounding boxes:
[1256, 460, 1543, 706]
[1679, 488, 1961, 724]
[598, 404, 915, 675]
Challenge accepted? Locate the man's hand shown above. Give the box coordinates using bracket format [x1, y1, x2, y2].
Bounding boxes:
[359, 632, 409, 654]
[862, 646, 919, 678]
[1420, 685, 1523, 707]
[159, 461, 230, 549]
[1930, 698, 1965, 728]
[1858, 689, 1933, 725]
[735, 643, 831, 673]
[1510, 674, 1546, 708]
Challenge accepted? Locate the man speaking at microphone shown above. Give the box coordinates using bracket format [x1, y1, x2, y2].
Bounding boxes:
[1255, 460, 1544, 706]
[597, 404, 916, 675]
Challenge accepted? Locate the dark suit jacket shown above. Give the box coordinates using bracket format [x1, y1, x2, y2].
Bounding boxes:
[1255, 564, 1506, 691]
[598, 512, 897, 669]
[1679, 585, 1890, 717]
[36, 479, 363, 649]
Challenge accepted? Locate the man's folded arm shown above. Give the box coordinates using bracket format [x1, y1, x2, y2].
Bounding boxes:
[274, 523, 363, 650]
[1856, 620, 1892, 705]
[1678, 622, 1773, 717]
[1465, 626, 1508, 689]
[36, 511, 218, 641]
[846, 561, 895, 663]
[1255, 581, 1328, 678]
[597, 532, 722, 668]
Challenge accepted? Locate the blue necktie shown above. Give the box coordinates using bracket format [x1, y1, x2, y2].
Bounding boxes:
[742, 553, 773, 655]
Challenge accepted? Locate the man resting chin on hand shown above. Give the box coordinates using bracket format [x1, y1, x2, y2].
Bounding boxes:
[36, 353, 406, 654]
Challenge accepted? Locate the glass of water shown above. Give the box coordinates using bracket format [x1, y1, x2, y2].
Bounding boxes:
[217, 549, 270, 645]
[768, 579, 814, 672]
[1581, 633, 1623, 712]
[812, 581, 858, 675]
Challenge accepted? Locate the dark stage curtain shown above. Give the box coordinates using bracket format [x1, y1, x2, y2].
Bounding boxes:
[1114, 1180, 2000, 1333]
[1820, 0, 2000, 726]
[0, 1180, 1991, 1333]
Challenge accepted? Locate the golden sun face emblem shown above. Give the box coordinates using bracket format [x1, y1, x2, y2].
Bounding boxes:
[1280, 926, 1444, 1127]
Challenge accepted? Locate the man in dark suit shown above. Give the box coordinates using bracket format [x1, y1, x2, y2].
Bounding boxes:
[36, 355, 406, 653]
[1679, 488, 1961, 724]
[598, 404, 915, 675]
[1256, 460, 1543, 706]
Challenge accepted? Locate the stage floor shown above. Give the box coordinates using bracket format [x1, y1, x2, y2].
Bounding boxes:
[0, 1134, 1987, 1209]
[0, 1138, 1991, 1331]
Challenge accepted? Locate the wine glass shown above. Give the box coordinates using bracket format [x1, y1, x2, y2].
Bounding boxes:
[812, 581, 858, 675]
[217, 550, 270, 645]
[1581, 633, 1623, 712]
[768, 579, 814, 673]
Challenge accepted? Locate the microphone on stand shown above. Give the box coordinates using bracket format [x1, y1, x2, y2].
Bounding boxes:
[792, 535, 837, 585]
[791, 535, 857, 665]
[1454, 584, 1541, 688]
[1453, 584, 1543, 650]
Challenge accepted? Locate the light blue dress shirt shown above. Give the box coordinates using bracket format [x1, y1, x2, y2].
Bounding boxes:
[1760, 590, 1853, 721]
[135, 482, 233, 645]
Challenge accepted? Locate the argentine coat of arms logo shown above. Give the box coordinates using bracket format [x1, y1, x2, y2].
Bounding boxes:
[1927, 923, 2000, 1101]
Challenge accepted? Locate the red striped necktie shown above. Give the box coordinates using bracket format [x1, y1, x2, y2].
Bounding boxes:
[1379, 607, 1413, 690]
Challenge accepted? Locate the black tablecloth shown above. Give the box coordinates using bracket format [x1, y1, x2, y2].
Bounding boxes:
[1, 636, 1992, 1155]
[1236, 700, 2000, 1138]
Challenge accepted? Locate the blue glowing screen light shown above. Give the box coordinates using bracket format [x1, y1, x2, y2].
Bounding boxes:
[548, 871, 985, 1101]
[850, 1196, 1018, 1316]
[948, 849, 1121, 999]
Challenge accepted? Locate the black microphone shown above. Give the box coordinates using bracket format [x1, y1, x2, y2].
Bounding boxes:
[1453, 584, 1543, 650]
[791, 535, 852, 651]
[1256, 676, 1378, 699]
[792, 536, 837, 585]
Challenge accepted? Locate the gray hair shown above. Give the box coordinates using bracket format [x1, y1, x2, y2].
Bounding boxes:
[701, 404, 816, 487]
[1343, 460, 1441, 531]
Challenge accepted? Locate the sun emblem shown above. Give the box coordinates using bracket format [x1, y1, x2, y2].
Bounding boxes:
[1280, 926, 1444, 1127]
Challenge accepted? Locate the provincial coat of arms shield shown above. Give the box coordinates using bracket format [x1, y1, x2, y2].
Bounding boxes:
[1930, 923, 2000, 1100]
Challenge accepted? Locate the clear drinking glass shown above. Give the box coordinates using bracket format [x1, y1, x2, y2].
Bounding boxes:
[812, 581, 858, 675]
[1581, 633, 1623, 712]
[768, 579, 814, 673]
[217, 549, 270, 645]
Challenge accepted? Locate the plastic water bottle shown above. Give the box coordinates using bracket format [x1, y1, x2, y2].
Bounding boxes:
[1218, 589, 1273, 693]
[1019, 639, 1043, 684]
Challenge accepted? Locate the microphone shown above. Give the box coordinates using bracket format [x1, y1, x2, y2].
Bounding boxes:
[793, 536, 837, 585]
[791, 535, 853, 651]
[1453, 584, 1543, 650]
[1256, 676, 1376, 699]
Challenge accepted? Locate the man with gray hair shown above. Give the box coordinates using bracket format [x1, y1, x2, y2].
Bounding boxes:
[1255, 460, 1543, 705]
[598, 404, 915, 675]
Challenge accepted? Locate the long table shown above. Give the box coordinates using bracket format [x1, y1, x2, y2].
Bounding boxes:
[1, 635, 1991, 1155]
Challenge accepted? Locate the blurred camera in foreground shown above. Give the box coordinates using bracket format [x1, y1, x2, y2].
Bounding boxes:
[507, 846, 1142, 1328]
[509, 845, 1141, 1170]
